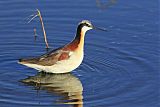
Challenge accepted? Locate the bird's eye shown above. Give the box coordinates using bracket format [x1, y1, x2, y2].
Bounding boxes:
[86, 24, 90, 27]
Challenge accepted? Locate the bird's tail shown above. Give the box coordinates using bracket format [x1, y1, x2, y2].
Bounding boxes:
[18, 57, 39, 65]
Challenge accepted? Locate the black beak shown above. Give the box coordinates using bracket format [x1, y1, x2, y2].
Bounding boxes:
[93, 26, 108, 32]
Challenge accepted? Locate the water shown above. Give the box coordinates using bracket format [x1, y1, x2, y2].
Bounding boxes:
[0, 0, 159, 107]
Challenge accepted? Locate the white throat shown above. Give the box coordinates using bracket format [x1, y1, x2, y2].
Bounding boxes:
[81, 26, 92, 35]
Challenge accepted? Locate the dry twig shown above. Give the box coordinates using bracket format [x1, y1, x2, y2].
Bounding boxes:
[37, 9, 49, 49]
[33, 28, 37, 41]
[28, 9, 49, 49]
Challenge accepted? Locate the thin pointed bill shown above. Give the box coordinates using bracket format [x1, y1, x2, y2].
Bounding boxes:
[93, 26, 108, 32]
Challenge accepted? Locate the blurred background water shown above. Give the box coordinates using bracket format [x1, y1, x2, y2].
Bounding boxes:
[0, 0, 159, 107]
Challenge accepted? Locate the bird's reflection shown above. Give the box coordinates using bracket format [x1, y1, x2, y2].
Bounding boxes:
[21, 72, 83, 107]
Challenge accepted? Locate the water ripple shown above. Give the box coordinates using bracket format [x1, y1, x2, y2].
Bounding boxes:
[0, 0, 158, 106]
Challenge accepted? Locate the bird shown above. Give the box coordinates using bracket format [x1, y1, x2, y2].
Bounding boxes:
[18, 20, 106, 73]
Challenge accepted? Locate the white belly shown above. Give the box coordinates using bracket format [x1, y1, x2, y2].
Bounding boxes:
[23, 52, 84, 73]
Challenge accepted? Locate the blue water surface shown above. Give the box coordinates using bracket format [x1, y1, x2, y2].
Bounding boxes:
[0, 0, 159, 107]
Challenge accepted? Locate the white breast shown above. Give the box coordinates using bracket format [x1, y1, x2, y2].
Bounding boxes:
[23, 51, 84, 73]
[45, 51, 84, 73]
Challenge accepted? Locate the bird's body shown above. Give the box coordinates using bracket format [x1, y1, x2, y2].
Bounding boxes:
[19, 20, 94, 73]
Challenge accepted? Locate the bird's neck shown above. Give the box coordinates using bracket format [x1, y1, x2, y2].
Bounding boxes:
[65, 26, 87, 51]
[75, 26, 85, 41]
[72, 26, 86, 50]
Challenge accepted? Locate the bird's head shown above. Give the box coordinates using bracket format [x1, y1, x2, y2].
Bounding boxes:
[78, 20, 107, 34]
[78, 20, 93, 33]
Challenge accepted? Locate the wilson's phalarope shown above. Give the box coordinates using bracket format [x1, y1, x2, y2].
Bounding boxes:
[19, 20, 106, 73]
